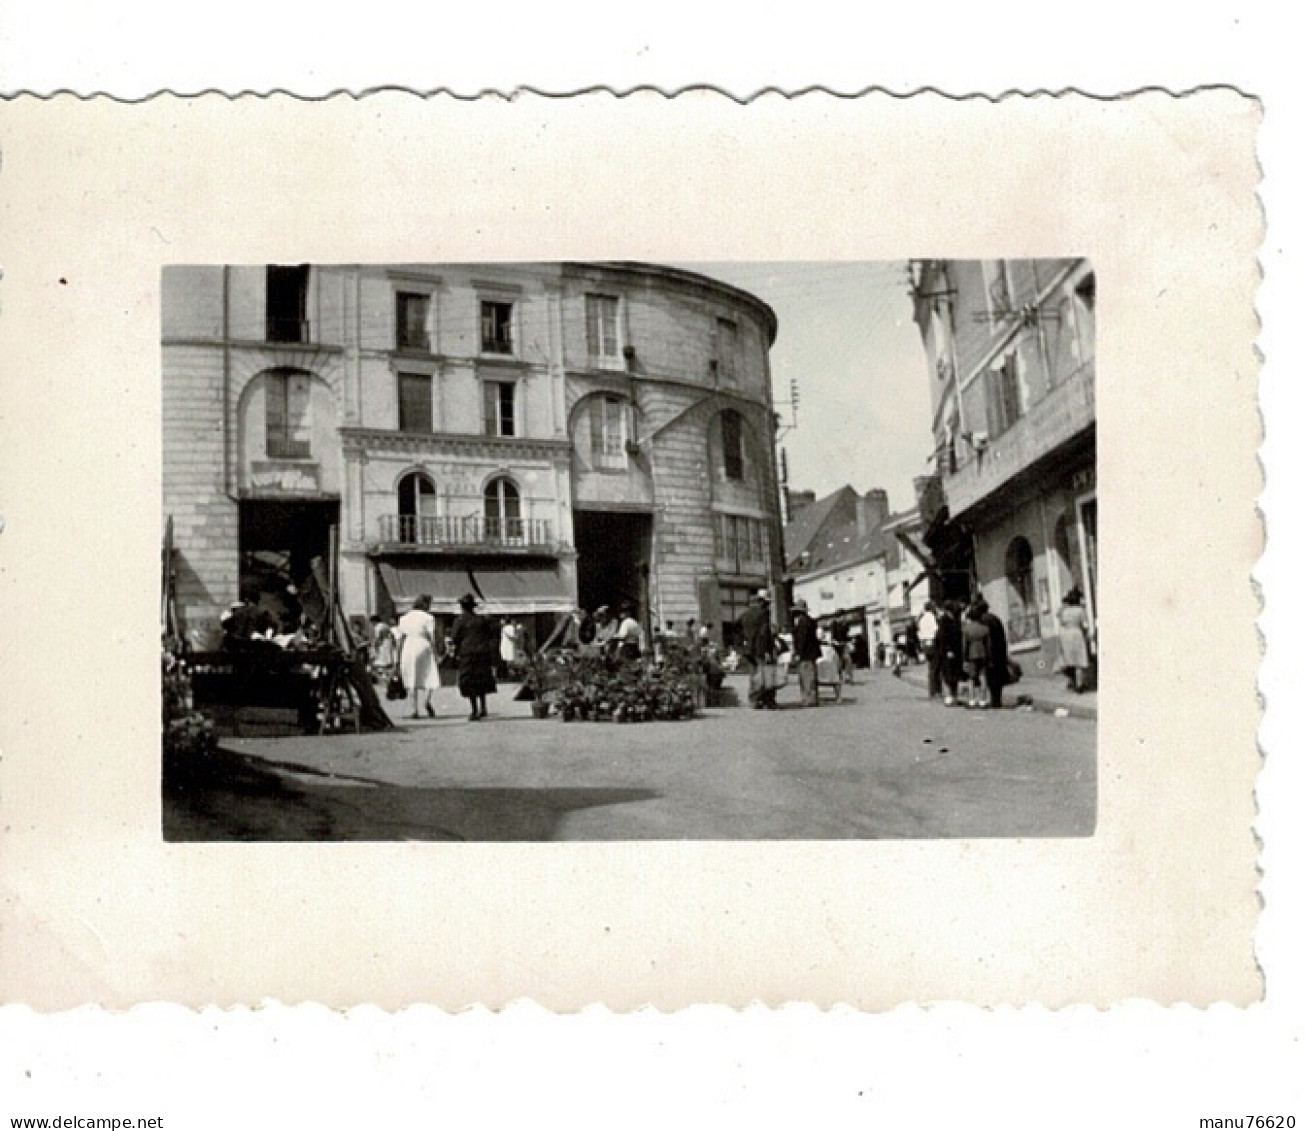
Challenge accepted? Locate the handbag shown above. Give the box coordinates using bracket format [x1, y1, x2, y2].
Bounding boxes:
[761, 662, 784, 690]
[1006, 659, 1022, 685]
[386, 672, 407, 701]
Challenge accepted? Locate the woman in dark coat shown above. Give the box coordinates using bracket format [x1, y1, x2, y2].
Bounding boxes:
[976, 599, 1009, 709]
[450, 593, 499, 721]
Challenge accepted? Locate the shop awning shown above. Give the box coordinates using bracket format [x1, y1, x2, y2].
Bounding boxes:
[376, 562, 572, 616]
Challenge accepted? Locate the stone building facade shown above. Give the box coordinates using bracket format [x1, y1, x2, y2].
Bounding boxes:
[910, 258, 1097, 673]
[162, 262, 783, 648]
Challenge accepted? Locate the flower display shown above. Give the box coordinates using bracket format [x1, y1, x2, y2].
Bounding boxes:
[162, 637, 217, 760]
[524, 641, 704, 723]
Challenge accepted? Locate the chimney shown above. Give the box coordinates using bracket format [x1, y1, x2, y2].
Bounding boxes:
[856, 488, 890, 536]
[787, 489, 816, 520]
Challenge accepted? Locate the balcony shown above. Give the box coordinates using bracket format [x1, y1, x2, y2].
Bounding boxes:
[375, 514, 556, 555]
[266, 317, 311, 344]
[945, 360, 1095, 519]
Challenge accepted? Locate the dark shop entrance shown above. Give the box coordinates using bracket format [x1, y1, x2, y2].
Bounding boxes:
[574, 509, 653, 618]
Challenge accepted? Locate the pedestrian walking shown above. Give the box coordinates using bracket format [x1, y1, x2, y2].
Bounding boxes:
[499, 619, 519, 670]
[740, 590, 780, 710]
[394, 594, 439, 719]
[830, 616, 853, 685]
[791, 600, 822, 707]
[977, 599, 1010, 709]
[450, 592, 498, 721]
[1057, 587, 1093, 693]
[917, 601, 941, 698]
[961, 602, 991, 708]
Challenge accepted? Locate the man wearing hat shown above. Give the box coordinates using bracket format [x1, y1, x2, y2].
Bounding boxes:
[790, 598, 822, 707]
[740, 589, 779, 710]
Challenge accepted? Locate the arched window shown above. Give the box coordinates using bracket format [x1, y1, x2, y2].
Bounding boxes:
[397, 471, 438, 544]
[484, 476, 522, 543]
[1004, 536, 1037, 644]
[718, 409, 748, 482]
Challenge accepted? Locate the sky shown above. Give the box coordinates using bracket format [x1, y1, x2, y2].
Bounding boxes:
[678, 261, 936, 517]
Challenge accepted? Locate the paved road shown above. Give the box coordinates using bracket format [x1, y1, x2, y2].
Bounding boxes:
[164, 670, 1096, 841]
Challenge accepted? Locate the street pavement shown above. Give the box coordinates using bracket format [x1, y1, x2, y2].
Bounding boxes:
[164, 667, 1096, 842]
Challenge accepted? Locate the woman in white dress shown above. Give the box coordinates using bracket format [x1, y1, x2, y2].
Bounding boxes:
[1057, 587, 1093, 694]
[395, 594, 439, 719]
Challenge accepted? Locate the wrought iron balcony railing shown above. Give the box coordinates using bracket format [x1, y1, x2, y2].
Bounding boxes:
[377, 514, 554, 551]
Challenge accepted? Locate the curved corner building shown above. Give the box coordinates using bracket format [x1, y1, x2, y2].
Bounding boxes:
[162, 261, 783, 648]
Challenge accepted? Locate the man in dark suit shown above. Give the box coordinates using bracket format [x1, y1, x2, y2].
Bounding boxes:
[791, 600, 822, 707]
[740, 590, 778, 710]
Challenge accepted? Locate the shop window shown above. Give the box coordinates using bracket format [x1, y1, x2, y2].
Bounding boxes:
[265, 370, 312, 459]
[718, 583, 754, 649]
[398, 372, 432, 433]
[480, 300, 514, 355]
[396, 292, 431, 352]
[483, 380, 516, 437]
[1004, 535, 1038, 645]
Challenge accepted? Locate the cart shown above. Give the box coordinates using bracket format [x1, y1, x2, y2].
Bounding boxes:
[814, 644, 844, 702]
[187, 645, 364, 736]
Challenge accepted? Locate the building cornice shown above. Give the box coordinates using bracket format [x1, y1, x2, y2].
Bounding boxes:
[339, 427, 572, 463]
[162, 338, 346, 358]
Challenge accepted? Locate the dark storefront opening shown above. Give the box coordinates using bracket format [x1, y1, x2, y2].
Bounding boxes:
[238, 498, 340, 628]
[574, 509, 652, 621]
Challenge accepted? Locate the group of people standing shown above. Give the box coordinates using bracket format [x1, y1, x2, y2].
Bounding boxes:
[917, 598, 1013, 709]
[538, 601, 646, 662]
[738, 589, 833, 710]
[369, 593, 500, 722]
[915, 584, 1095, 709]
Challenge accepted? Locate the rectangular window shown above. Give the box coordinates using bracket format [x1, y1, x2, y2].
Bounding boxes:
[721, 410, 745, 481]
[266, 371, 312, 458]
[480, 300, 514, 355]
[988, 352, 1024, 435]
[266, 265, 309, 343]
[715, 318, 738, 383]
[396, 292, 431, 352]
[398, 372, 432, 433]
[591, 395, 626, 469]
[483, 380, 516, 437]
[586, 294, 620, 360]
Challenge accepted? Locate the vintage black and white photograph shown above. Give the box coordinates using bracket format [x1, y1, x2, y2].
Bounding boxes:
[161, 258, 1097, 841]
